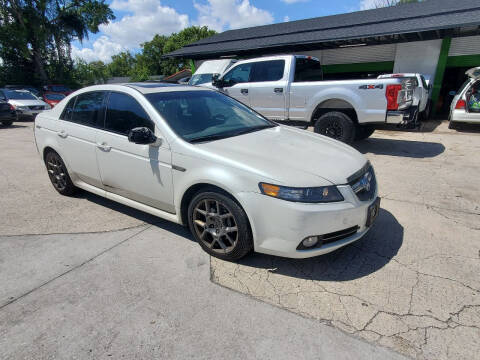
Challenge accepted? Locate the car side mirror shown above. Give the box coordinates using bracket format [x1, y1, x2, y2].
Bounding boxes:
[128, 127, 157, 145]
[212, 73, 223, 88]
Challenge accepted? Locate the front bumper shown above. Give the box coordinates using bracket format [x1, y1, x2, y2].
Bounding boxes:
[15, 109, 45, 120]
[238, 185, 379, 259]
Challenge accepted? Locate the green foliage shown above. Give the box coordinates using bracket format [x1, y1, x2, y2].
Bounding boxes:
[107, 52, 135, 77]
[0, 0, 114, 86]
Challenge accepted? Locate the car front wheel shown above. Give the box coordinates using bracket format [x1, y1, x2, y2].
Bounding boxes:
[188, 190, 253, 260]
[1, 120, 13, 127]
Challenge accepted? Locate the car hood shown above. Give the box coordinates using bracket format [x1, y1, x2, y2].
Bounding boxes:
[9, 99, 47, 107]
[194, 125, 367, 186]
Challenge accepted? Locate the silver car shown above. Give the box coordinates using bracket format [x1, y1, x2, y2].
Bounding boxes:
[449, 67, 480, 129]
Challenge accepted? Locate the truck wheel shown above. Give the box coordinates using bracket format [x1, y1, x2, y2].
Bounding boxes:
[314, 111, 355, 144]
[355, 125, 375, 140]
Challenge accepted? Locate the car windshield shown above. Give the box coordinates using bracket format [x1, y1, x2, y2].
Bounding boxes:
[4, 90, 37, 100]
[45, 93, 65, 100]
[146, 90, 277, 143]
[50, 85, 70, 92]
[188, 74, 213, 86]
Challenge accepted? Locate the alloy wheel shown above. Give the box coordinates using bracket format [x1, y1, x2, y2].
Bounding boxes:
[192, 198, 238, 254]
[46, 153, 68, 192]
[323, 120, 343, 139]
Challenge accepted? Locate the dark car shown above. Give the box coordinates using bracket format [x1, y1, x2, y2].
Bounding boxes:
[0, 100, 16, 127]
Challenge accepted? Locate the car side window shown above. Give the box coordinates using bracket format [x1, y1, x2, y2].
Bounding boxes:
[250, 60, 285, 82]
[105, 92, 154, 135]
[294, 58, 323, 82]
[70, 92, 106, 127]
[60, 97, 77, 121]
[222, 63, 253, 86]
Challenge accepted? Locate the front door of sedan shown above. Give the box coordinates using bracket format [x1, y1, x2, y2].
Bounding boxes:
[219, 63, 253, 107]
[95, 91, 175, 213]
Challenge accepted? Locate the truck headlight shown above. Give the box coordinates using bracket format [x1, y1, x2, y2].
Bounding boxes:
[259, 183, 344, 203]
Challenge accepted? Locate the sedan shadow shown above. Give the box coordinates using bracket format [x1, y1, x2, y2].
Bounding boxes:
[232, 209, 403, 282]
[353, 138, 445, 158]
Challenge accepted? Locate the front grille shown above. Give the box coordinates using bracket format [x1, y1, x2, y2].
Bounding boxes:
[349, 164, 377, 201]
[28, 105, 44, 110]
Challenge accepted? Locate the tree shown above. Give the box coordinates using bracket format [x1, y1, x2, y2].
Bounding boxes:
[73, 60, 108, 86]
[107, 51, 135, 77]
[0, 0, 114, 85]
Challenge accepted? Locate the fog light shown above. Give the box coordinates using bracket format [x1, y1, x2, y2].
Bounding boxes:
[302, 236, 319, 248]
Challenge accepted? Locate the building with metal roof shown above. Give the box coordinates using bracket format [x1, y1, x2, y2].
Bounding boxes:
[167, 0, 480, 117]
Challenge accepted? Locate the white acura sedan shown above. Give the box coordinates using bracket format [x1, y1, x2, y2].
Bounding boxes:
[34, 84, 379, 260]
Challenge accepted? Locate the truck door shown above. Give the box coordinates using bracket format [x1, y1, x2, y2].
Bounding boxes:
[219, 63, 253, 107]
[248, 60, 287, 120]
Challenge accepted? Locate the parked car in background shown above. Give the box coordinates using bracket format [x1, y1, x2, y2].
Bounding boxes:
[211, 55, 416, 143]
[177, 76, 191, 85]
[0, 88, 50, 120]
[42, 84, 72, 96]
[378, 73, 431, 121]
[5, 85, 42, 98]
[34, 83, 379, 260]
[189, 59, 237, 86]
[0, 100, 16, 126]
[43, 92, 66, 108]
[449, 66, 480, 129]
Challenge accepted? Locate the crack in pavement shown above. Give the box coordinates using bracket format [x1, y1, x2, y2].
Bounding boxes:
[0, 225, 151, 310]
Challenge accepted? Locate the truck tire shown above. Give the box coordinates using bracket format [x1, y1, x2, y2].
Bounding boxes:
[314, 111, 355, 144]
[355, 125, 375, 140]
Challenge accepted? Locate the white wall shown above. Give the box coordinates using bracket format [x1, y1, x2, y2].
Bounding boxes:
[393, 39, 443, 82]
[449, 35, 480, 56]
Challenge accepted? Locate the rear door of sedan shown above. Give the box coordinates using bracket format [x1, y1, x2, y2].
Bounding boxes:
[94, 91, 175, 213]
[56, 91, 106, 189]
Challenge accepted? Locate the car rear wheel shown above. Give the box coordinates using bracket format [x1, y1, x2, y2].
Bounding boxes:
[188, 190, 253, 260]
[448, 120, 458, 129]
[1, 120, 13, 127]
[314, 111, 356, 144]
[45, 151, 77, 196]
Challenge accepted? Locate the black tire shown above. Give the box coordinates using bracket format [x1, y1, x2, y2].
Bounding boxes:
[188, 190, 253, 260]
[448, 120, 457, 130]
[314, 111, 356, 144]
[44, 151, 77, 196]
[1, 120, 13, 127]
[355, 125, 375, 140]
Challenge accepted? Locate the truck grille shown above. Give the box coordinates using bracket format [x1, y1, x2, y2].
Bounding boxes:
[28, 105, 44, 110]
[349, 164, 377, 201]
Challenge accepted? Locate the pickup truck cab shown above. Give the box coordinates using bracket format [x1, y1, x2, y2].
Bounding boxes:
[212, 55, 415, 143]
[378, 73, 431, 121]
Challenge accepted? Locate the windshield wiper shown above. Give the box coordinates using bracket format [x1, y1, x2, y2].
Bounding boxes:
[189, 124, 276, 144]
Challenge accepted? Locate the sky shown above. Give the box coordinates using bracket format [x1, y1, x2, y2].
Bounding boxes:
[72, 0, 381, 63]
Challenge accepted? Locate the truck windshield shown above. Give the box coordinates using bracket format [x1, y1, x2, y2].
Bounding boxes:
[188, 74, 213, 86]
[146, 90, 276, 143]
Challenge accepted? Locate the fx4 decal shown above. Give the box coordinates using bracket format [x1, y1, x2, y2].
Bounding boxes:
[359, 84, 384, 89]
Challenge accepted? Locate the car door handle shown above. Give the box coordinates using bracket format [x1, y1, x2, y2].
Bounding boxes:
[57, 130, 68, 138]
[241, 89, 248, 95]
[96, 142, 111, 151]
[274, 88, 283, 93]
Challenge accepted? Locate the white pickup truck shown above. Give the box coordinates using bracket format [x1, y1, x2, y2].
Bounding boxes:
[210, 55, 416, 143]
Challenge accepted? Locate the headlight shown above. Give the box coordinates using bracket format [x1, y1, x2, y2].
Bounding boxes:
[259, 183, 344, 203]
[16, 106, 29, 111]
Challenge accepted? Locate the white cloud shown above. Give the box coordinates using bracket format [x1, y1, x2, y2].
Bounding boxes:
[73, 0, 189, 62]
[195, 0, 274, 32]
[72, 0, 273, 62]
[360, 0, 394, 10]
[283, 16, 290, 22]
[72, 36, 124, 63]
